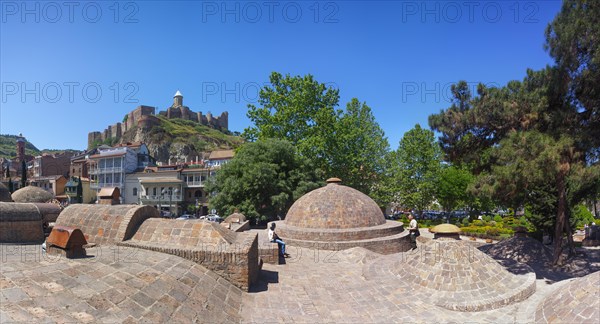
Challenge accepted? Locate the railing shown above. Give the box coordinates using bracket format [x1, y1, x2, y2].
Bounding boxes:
[140, 195, 182, 202]
[185, 181, 204, 187]
[89, 167, 123, 174]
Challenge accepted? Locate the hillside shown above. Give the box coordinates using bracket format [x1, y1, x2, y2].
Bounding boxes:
[92, 116, 244, 163]
[0, 134, 40, 159]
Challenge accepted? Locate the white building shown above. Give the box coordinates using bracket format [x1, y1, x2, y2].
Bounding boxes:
[88, 143, 155, 202]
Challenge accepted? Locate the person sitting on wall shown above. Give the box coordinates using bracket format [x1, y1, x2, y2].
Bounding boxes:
[268, 223, 289, 258]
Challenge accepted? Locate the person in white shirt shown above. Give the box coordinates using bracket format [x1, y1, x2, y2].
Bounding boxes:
[268, 223, 289, 257]
[407, 214, 419, 250]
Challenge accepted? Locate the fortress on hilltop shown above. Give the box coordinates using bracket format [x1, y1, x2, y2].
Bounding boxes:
[88, 91, 228, 148]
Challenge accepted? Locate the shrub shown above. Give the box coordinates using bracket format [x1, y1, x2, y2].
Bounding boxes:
[486, 227, 500, 236]
[483, 215, 492, 222]
[494, 215, 503, 222]
[462, 216, 470, 227]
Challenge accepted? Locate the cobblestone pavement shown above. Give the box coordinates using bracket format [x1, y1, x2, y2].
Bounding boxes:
[1, 241, 598, 323]
[0, 245, 243, 323]
[241, 243, 597, 323]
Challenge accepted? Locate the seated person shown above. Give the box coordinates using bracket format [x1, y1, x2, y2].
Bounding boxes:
[268, 223, 289, 257]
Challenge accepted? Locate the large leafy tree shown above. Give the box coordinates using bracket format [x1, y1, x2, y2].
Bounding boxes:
[436, 165, 474, 213]
[243, 72, 340, 176]
[205, 139, 321, 222]
[329, 98, 390, 198]
[392, 124, 442, 216]
[243, 72, 392, 204]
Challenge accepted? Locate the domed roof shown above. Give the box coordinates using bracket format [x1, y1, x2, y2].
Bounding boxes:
[174, 90, 183, 97]
[285, 178, 385, 229]
[430, 224, 460, 233]
[0, 182, 12, 202]
[224, 211, 246, 223]
[535, 271, 599, 322]
[11, 186, 54, 203]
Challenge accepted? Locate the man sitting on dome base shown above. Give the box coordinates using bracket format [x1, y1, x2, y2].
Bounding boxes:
[269, 223, 289, 258]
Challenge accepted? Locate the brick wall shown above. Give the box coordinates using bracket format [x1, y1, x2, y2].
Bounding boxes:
[0, 202, 45, 243]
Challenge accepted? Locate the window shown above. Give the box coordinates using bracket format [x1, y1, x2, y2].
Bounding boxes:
[49, 183, 53, 189]
[133, 188, 137, 196]
[194, 190, 202, 198]
[153, 187, 157, 196]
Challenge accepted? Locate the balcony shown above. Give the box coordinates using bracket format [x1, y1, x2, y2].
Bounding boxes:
[89, 167, 123, 174]
[140, 195, 182, 203]
[185, 181, 204, 187]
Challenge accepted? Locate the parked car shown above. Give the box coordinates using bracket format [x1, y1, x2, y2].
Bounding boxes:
[206, 214, 223, 223]
[176, 214, 195, 220]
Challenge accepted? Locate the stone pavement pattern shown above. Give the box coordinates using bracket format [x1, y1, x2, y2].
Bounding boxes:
[0, 245, 242, 323]
[241, 244, 598, 323]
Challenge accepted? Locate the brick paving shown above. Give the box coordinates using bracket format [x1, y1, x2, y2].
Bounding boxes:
[1, 240, 599, 323]
[0, 245, 242, 323]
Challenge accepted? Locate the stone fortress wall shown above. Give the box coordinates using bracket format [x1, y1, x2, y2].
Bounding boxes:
[88, 92, 228, 148]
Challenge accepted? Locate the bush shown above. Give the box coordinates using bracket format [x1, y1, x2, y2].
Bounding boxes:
[486, 227, 500, 236]
[483, 215, 492, 222]
[494, 215, 503, 222]
[462, 216, 470, 227]
[573, 204, 595, 228]
[473, 220, 484, 227]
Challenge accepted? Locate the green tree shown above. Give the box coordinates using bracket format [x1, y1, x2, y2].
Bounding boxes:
[436, 165, 474, 213]
[392, 124, 442, 216]
[243, 72, 340, 175]
[205, 139, 321, 222]
[20, 160, 27, 188]
[76, 177, 83, 203]
[329, 98, 390, 200]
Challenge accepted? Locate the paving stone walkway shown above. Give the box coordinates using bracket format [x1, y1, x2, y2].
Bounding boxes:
[0, 245, 242, 323]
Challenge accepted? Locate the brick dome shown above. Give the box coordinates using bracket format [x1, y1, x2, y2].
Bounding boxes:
[285, 178, 385, 229]
[11, 186, 53, 203]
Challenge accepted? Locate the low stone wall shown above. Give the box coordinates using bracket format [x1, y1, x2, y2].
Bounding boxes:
[0, 202, 45, 243]
[283, 232, 411, 255]
[120, 219, 259, 291]
[55, 205, 159, 244]
[232, 220, 251, 232]
[278, 221, 404, 241]
[30, 203, 61, 224]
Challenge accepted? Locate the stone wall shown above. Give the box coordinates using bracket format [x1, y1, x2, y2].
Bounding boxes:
[278, 221, 404, 241]
[0, 202, 45, 243]
[55, 205, 159, 244]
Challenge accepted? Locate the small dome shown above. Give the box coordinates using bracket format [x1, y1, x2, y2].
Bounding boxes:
[285, 179, 385, 229]
[224, 211, 247, 223]
[0, 183, 13, 202]
[430, 224, 460, 234]
[174, 90, 183, 97]
[12, 186, 54, 203]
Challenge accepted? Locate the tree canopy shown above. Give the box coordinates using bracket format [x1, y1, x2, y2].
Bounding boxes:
[391, 124, 442, 215]
[243, 72, 391, 205]
[205, 139, 321, 222]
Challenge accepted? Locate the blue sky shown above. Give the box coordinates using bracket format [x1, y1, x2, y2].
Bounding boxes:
[1, 0, 563, 150]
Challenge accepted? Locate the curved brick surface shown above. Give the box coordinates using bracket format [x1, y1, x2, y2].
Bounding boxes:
[121, 218, 259, 291]
[363, 239, 536, 311]
[11, 186, 53, 203]
[285, 182, 385, 229]
[130, 219, 237, 246]
[535, 271, 600, 323]
[0, 202, 44, 243]
[56, 205, 159, 244]
[277, 220, 404, 241]
[0, 246, 242, 323]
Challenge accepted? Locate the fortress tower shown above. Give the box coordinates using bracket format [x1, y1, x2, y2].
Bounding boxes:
[16, 133, 25, 162]
[173, 90, 183, 107]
